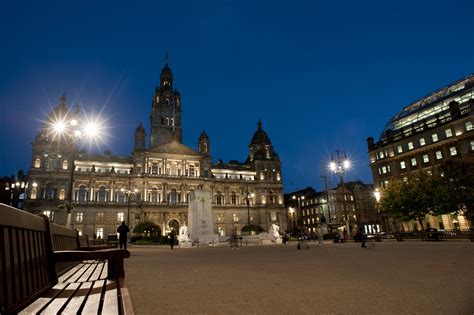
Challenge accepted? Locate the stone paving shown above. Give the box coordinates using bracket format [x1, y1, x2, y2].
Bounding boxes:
[124, 241, 474, 314]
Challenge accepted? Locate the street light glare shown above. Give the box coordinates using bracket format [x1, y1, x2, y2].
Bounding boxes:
[330, 162, 336, 171]
[53, 120, 66, 134]
[343, 160, 350, 169]
[84, 121, 100, 137]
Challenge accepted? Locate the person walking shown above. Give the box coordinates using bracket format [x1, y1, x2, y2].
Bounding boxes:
[342, 228, 348, 243]
[169, 228, 176, 250]
[317, 224, 325, 246]
[117, 221, 130, 250]
[230, 230, 239, 249]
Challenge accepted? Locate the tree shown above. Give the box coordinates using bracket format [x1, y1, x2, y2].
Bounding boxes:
[133, 221, 161, 236]
[241, 224, 265, 234]
[435, 158, 474, 223]
[380, 174, 439, 233]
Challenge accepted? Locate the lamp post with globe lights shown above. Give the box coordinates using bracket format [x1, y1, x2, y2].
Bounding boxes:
[292, 195, 305, 233]
[245, 188, 255, 234]
[329, 149, 352, 238]
[51, 115, 104, 228]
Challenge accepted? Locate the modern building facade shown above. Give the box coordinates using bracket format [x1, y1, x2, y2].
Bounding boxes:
[25, 60, 287, 238]
[367, 74, 474, 232]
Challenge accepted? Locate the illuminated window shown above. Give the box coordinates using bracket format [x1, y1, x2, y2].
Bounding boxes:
[435, 151, 443, 160]
[271, 212, 277, 221]
[411, 158, 417, 167]
[400, 161, 406, 169]
[382, 166, 387, 174]
[419, 138, 426, 146]
[43, 210, 54, 222]
[117, 212, 124, 222]
[62, 160, 68, 170]
[445, 129, 453, 138]
[397, 145, 403, 153]
[466, 121, 473, 131]
[218, 227, 225, 236]
[423, 154, 429, 163]
[218, 214, 224, 222]
[471, 141, 474, 151]
[76, 212, 83, 223]
[432, 133, 438, 142]
[77, 228, 83, 236]
[96, 228, 104, 240]
[408, 142, 414, 150]
[59, 188, 65, 200]
[233, 213, 239, 222]
[34, 158, 41, 168]
[276, 173, 281, 181]
[449, 147, 457, 156]
[379, 151, 385, 159]
[260, 173, 265, 180]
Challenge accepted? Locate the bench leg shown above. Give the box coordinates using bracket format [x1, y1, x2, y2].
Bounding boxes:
[107, 258, 125, 280]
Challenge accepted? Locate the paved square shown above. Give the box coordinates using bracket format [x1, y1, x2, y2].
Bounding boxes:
[125, 242, 473, 314]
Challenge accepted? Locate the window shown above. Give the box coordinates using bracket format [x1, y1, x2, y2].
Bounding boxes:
[423, 154, 429, 163]
[445, 129, 453, 138]
[435, 151, 443, 160]
[76, 212, 83, 223]
[59, 188, 65, 200]
[432, 133, 438, 142]
[96, 228, 104, 240]
[419, 138, 426, 146]
[216, 192, 223, 205]
[268, 191, 275, 204]
[271, 212, 277, 221]
[117, 212, 124, 223]
[97, 186, 107, 202]
[62, 160, 68, 170]
[411, 158, 417, 167]
[188, 166, 195, 177]
[96, 212, 104, 222]
[43, 210, 54, 222]
[382, 166, 387, 174]
[150, 163, 158, 175]
[408, 142, 414, 150]
[149, 188, 159, 203]
[218, 227, 225, 236]
[466, 121, 473, 131]
[471, 141, 474, 151]
[170, 189, 177, 204]
[45, 184, 55, 200]
[77, 228, 83, 236]
[378, 151, 385, 159]
[449, 147, 457, 156]
[34, 158, 41, 168]
[397, 145, 403, 153]
[233, 213, 239, 222]
[218, 214, 224, 222]
[400, 161, 406, 169]
[231, 192, 237, 204]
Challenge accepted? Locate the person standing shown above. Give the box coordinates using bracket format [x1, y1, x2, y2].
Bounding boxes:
[317, 224, 325, 246]
[117, 221, 130, 250]
[169, 228, 176, 250]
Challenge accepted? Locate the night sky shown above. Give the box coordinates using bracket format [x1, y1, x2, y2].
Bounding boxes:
[1, 0, 473, 192]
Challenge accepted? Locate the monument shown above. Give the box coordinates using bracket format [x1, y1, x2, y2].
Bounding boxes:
[178, 221, 192, 248]
[188, 188, 219, 246]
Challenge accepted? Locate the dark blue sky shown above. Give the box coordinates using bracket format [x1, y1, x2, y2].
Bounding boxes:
[1, 0, 473, 192]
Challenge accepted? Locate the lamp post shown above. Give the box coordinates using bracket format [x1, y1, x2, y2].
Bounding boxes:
[288, 207, 295, 234]
[120, 186, 138, 228]
[330, 149, 351, 237]
[245, 188, 255, 234]
[292, 195, 305, 233]
[51, 115, 103, 228]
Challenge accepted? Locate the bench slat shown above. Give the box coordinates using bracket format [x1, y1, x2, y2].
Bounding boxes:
[102, 280, 119, 315]
[65, 263, 90, 284]
[40, 282, 80, 314]
[19, 282, 68, 314]
[77, 261, 103, 283]
[61, 281, 93, 315]
[89, 261, 106, 281]
[58, 263, 85, 283]
[81, 280, 105, 314]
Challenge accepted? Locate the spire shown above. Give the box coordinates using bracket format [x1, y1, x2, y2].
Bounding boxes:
[258, 118, 262, 130]
[59, 93, 66, 107]
[165, 49, 168, 65]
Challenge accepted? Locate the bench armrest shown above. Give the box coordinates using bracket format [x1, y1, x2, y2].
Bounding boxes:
[54, 249, 130, 279]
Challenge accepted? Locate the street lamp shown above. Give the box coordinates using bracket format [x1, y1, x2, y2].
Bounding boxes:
[288, 207, 295, 233]
[245, 188, 255, 234]
[120, 186, 138, 228]
[50, 114, 104, 228]
[292, 195, 305, 233]
[329, 149, 351, 237]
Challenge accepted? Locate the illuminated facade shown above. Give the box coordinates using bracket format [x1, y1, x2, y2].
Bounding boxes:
[367, 74, 474, 232]
[25, 60, 286, 238]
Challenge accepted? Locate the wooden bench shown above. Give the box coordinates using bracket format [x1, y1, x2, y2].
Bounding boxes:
[0, 204, 133, 314]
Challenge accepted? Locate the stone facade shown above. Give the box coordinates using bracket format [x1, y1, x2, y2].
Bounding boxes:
[367, 74, 474, 232]
[25, 60, 286, 239]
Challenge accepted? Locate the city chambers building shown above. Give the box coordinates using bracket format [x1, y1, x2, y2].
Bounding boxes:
[367, 74, 474, 232]
[25, 60, 286, 239]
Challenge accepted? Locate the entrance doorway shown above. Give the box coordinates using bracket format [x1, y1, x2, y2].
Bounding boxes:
[169, 219, 180, 232]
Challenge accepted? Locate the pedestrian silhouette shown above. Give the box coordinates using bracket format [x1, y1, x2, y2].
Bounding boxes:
[117, 221, 130, 250]
[169, 229, 176, 250]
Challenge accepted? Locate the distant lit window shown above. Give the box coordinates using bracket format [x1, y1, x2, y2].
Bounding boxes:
[34, 158, 41, 168]
[271, 212, 277, 221]
[400, 161, 406, 169]
[96, 228, 104, 240]
[411, 158, 417, 167]
[408, 142, 414, 150]
[402, 177, 408, 182]
[117, 212, 124, 222]
[471, 141, 474, 151]
[419, 138, 426, 146]
[397, 145, 403, 153]
[432, 133, 438, 142]
[43, 210, 54, 222]
[233, 213, 239, 222]
[445, 129, 453, 138]
[466, 121, 473, 131]
[382, 166, 387, 174]
[423, 154, 429, 163]
[59, 188, 65, 200]
[435, 151, 443, 160]
[449, 147, 457, 156]
[76, 212, 83, 223]
[379, 151, 385, 159]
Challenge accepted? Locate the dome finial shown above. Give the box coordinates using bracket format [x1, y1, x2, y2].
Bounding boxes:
[165, 49, 168, 65]
[258, 118, 262, 130]
[60, 93, 66, 107]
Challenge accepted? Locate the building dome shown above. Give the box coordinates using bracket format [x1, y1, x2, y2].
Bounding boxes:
[250, 120, 271, 145]
[136, 123, 146, 133]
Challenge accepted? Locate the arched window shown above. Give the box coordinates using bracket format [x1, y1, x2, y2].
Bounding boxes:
[170, 189, 177, 204]
[216, 191, 223, 205]
[78, 185, 87, 203]
[231, 191, 237, 204]
[149, 188, 159, 203]
[97, 186, 107, 202]
[117, 190, 125, 203]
